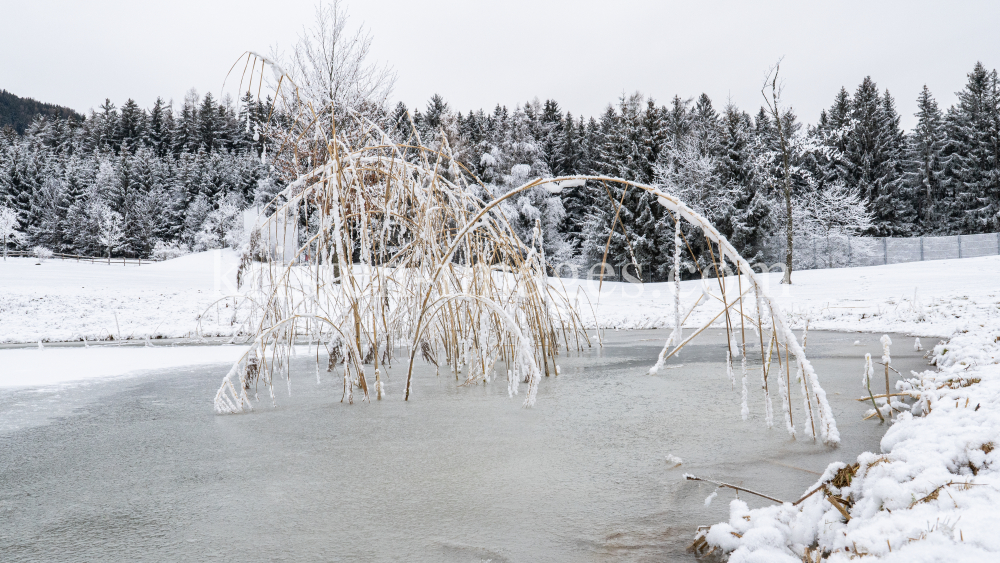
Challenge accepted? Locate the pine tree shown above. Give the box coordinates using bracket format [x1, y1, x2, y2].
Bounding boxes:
[944, 62, 1000, 233]
[839, 77, 910, 235]
[810, 87, 852, 188]
[147, 97, 171, 157]
[871, 90, 913, 235]
[554, 112, 581, 176]
[720, 104, 771, 263]
[118, 98, 146, 153]
[420, 94, 450, 146]
[28, 176, 69, 250]
[641, 98, 667, 180]
[539, 99, 563, 175]
[172, 89, 200, 154]
[94, 99, 120, 151]
[904, 86, 947, 233]
[583, 94, 658, 274]
[199, 92, 221, 152]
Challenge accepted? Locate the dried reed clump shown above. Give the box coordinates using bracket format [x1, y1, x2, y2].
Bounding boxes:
[212, 53, 837, 447]
[213, 55, 591, 413]
[831, 462, 860, 489]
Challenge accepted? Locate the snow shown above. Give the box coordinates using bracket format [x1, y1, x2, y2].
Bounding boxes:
[695, 330, 1000, 561]
[0, 249, 243, 344]
[0, 344, 247, 388]
[556, 254, 999, 338]
[2, 251, 999, 560]
[683, 261, 1000, 561]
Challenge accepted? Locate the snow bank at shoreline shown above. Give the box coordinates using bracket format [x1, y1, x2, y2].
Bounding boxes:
[0, 344, 248, 388]
[694, 321, 1000, 562]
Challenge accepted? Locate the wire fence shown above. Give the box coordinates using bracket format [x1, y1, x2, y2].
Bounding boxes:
[770, 232, 1000, 270]
[567, 231, 1000, 283]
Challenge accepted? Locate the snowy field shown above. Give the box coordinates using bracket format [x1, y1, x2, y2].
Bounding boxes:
[1, 252, 999, 561]
[3, 251, 997, 347]
[0, 250, 243, 345]
[559, 254, 1000, 339]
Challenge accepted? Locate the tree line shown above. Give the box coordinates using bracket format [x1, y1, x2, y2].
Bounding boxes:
[2, 61, 998, 274]
[387, 61, 1000, 277]
[0, 90, 278, 258]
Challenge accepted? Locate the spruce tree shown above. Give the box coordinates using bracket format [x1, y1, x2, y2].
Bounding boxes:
[199, 92, 221, 152]
[94, 99, 119, 151]
[904, 86, 947, 233]
[871, 90, 913, 235]
[172, 89, 200, 155]
[118, 99, 146, 153]
[147, 97, 170, 157]
[840, 77, 910, 235]
[720, 104, 770, 263]
[944, 62, 1000, 233]
[539, 99, 563, 175]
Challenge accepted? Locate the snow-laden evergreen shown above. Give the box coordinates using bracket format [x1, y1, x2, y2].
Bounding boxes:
[4, 62, 1000, 273]
[0, 91, 272, 258]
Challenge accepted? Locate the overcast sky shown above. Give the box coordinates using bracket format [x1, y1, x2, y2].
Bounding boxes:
[3, 0, 999, 130]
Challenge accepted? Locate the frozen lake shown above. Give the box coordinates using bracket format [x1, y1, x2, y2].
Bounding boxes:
[0, 329, 932, 562]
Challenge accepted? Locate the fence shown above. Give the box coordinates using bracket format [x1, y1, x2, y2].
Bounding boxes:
[777, 232, 1000, 270]
[567, 231, 1000, 283]
[1, 250, 160, 266]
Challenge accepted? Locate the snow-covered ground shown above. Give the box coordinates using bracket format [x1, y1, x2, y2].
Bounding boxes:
[0, 344, 247, 388]
[560, 255, 999, 339]
[3, 251, 996, 346]
[695, 321, 1000, 562]
[0, 250, 243, 344]
[2, 252, 999, 561]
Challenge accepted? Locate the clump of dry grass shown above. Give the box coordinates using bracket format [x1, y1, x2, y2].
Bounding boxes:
[213, 54, 591, 413]
[212, 53, 837, 447]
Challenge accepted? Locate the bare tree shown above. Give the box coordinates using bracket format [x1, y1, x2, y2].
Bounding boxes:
[762, 61, 795, 284]
[287, 0, 395, 120]
[0, 205, 20, 261]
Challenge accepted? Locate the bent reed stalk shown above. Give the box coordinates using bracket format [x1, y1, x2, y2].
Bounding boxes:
[212, 53, 839, 446]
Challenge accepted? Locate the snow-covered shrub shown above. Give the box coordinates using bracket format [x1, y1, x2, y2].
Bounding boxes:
[95, 205, 125, 261]
[32, 246, 53, 262]
[194, 197, 245, 251]
[151, 240, 190, 261]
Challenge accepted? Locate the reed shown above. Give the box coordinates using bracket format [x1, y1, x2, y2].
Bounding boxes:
[211, 54, 839, 447]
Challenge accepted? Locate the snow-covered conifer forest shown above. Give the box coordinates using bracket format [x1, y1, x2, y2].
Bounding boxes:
[3, 62, 1000, 273]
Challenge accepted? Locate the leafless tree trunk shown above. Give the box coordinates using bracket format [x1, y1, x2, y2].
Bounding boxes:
[763, 62, 794, 284]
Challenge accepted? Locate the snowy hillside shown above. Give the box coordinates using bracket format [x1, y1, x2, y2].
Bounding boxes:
[565, 254, 1000, 339]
